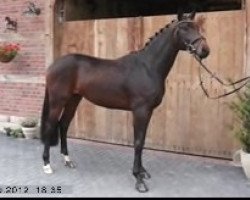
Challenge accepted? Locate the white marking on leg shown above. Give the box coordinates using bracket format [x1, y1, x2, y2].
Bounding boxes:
[61, 154, 71, 163]
[62, 154, 75, 168]
[64, 155, 71, 162]
[43, 164, 53, 174]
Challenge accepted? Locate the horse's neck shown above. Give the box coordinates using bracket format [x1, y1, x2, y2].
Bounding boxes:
[138, 27, 179, 80]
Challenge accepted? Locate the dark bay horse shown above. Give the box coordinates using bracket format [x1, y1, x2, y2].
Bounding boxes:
[40, 11, 210, 192]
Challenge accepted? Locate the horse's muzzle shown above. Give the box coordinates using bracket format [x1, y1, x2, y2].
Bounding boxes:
[196, 40, 210, 59]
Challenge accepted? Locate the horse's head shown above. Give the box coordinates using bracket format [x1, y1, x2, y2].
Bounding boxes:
[174, 11, 210, 60]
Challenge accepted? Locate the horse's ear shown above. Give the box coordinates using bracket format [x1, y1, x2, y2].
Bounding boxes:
[189, 10, 196, 20]
[177, 7, 184, 21]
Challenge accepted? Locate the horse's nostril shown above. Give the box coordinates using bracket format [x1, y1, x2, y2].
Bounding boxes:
[202, 48, 210, 58]
[198, 49, 209, 59]
[201, 51, 209, 58]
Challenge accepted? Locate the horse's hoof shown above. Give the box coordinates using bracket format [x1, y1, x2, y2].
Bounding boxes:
[135, 180, 149, 193]
[62, 155, 76, 168]
[43, 164, 53, 174]
[140, 171, 151, 180]
[65, 161, 76, 168]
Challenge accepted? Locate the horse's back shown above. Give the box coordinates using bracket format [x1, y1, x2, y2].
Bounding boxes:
[46, 54, 134, 109]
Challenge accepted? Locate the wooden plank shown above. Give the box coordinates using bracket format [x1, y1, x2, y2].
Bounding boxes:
[246, 0, 250, 76]
[60, 21, 97, 140]
[141, 16, 170, 148]
[187, 11, 244, 157]
[94, 19, 129, 144]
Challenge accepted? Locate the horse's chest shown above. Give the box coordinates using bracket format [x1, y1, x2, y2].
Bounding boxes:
[138, 84, 165, 108]
[150, 88, 165, 108]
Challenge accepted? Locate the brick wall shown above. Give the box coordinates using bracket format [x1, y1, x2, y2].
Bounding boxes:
[0, 0, 50, 119]
[0, 82, 44, 116]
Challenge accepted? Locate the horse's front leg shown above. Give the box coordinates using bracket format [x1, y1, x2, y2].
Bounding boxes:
[132, 106, 153, 193]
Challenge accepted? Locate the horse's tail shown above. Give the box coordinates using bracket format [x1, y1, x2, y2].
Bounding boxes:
[40, 87, 59, 146]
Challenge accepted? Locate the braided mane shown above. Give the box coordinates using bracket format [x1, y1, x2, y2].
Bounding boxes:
[130, 20, 177, 54]
[143, 20, 176, 49]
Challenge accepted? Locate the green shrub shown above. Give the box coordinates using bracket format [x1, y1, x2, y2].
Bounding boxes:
[230, 85, 250, 153]
[3, 127, 24, 138]
[3, 127, 12, 136]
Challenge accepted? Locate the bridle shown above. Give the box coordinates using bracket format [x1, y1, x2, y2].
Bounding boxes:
[177, 20, 250, 99]
[185, 37, 205, 54]
[175, 20, 205, 53]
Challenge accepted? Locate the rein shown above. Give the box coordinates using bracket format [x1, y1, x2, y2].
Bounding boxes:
[194, 55, 250, 99]
[185, 37, 250, 99]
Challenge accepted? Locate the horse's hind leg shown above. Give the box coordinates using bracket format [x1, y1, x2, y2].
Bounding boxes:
[132, 106, 153, 193]
[43, 104, 64, 174]
[59, 95, 82, 168]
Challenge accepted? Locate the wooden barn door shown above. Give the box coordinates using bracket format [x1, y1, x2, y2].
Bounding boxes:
[58, 10, 245, 159]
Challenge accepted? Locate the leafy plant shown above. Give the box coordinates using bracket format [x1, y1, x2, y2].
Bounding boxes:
[230, 85, 250, 153]
[21, 118, 38, 128]
[4, 127, 12, 136]
[11, 128, 24, 138]
[3, 127, 24, 138]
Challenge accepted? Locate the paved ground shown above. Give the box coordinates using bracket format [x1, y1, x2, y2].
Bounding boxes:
[0, 133, 250, 197]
